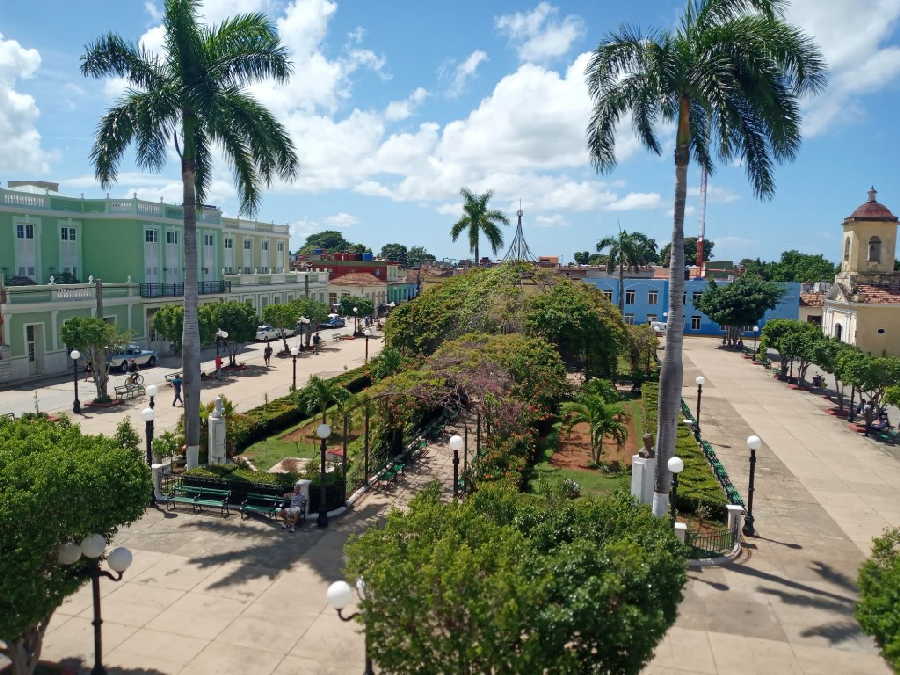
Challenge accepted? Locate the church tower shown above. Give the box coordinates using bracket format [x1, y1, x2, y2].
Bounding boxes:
[838, 187, 898, 284]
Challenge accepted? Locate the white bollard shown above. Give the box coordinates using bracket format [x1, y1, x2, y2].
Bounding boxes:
[674, 522, 687, 543]
[151, 463, 165, 500]
[726, 504, 745, 538]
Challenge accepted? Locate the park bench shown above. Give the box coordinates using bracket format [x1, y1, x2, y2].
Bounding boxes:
[240, 492, 287, 520]
[166, 482, 231, 516]
[164, 371, 183, 384]
[379, 460, 406, 483]
[114, 383, 145, 400]
[2, 412, 14, 420]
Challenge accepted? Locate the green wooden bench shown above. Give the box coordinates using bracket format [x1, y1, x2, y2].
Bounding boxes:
[193, 487, 231, 516]
[114, 383, 145, 400]
[166, 483, 201, 511]
[240, 492, 286, 520]
[379, 461, 406, 484]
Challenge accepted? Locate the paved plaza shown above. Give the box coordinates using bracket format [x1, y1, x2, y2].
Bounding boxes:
[646, 337, 896, 674]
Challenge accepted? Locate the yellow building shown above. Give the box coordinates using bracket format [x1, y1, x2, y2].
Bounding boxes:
[822, 187, 900, 355]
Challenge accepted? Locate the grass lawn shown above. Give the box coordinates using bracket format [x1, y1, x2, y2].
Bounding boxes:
[239, 430, 319, 472]
[526, 433, 631, 497]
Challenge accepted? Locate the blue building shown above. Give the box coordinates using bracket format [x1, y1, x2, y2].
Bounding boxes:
[583, 277, 800, 336]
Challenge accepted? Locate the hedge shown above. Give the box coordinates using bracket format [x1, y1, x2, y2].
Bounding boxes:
[182, 464, 347, 512]
[641, 383, 727, 521]
[856, 528, 900, 670]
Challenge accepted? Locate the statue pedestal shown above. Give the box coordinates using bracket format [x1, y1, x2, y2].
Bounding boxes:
[631, 455, 656, 505]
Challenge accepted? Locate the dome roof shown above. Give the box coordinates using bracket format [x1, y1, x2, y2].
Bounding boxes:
[847, 187, 897, 221]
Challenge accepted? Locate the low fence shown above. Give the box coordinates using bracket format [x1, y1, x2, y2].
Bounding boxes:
[684, 527, 736, 559]
[139, 280, 231, 297]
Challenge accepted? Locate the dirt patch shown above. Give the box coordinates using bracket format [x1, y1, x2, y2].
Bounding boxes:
[280, 419, 359, 445]
[551, 413, 639, 470]
[269, 457, 311, 473]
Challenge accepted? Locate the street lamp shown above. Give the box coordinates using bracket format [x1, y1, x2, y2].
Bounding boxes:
[752, 325, 760, 359]
[363, 327, 372, 364]
[290, 345, 300, 391]
[743, 434, 762, 536]
[449, 434, 463, 499]
[70, 349, 81, 414]
[325, 579, 374, 675]
[146, 383, 158, 409]
[667, 456, 684, 520]
[58, 536, 132, 675]
[695, 376, 705, 431]
[317, 423, 331, 528]
[352, 306, 359, 335]
[141, 407, 156, 505]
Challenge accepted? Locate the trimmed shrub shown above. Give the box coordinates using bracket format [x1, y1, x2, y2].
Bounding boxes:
[857, 528, 900, 670]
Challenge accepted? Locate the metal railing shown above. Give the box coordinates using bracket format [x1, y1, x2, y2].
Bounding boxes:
[139, 280, 231, 297]
[684, 527, 735, 558]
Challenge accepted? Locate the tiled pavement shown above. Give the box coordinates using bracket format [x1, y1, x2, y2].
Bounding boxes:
[645, 337, 895, 674]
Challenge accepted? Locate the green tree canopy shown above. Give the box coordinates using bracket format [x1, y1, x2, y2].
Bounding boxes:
[297, 375, 350, 423]
[61, 316, 129, 402]
[450, 188, 509, 263]
[261, 302, 298, 352]
[344, 484, 686, 674]
[290, 297, 330, 347]
[379, 244, 408, 266]
[597, 230, 658, 312]
[338, 296, 375, 319]
[0, 417, 151, 673]
[694, 276, 783, 345]
[559, 392, 627, 465]
[660, 237, 715, 268]
[211, 301, 257, 366]
[300, 231, 353, 254]
[152, 303, 216, 353]
[406, 246, 436, 267]
[739, 250, 837, 282]
[856, 527, 900, 670]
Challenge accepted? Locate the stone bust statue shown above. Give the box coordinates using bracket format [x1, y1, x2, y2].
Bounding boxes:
[640, 433, 655, 458]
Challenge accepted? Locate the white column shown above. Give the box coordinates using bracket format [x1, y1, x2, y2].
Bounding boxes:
[630, 455, 656, 505]
[726, 504, 745, 539]
[151, 463, 165, 500]
[208, 395, 227, 465]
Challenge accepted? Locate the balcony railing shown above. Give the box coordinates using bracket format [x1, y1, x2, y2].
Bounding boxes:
[139, 280, 231, 298]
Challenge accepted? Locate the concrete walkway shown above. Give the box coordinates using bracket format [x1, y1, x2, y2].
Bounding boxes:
[646, 337, 894, 675]
[39, 431, 456, 674]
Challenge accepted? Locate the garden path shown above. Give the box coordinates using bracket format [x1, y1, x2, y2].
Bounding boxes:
[37, 425, 457, 674]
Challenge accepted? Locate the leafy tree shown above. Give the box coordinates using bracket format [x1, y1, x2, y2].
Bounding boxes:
[61, 316, 126, 402]
[290, 297, 330, 348]
[297, 375, 350, 424]
[573, 250, 591, 265]
[836, 347, 872, 417]
[344, 484, 686, 674]
[211, 301, 257, 366]
[694, 277, 783, 346]
[0, 416, 151, 674]
[586, 0, 825, 517]
[596, 230, 658, 312]
[261, 302, 298, 352]
[815, 337, 853, 410]
[450, 188, 509, 263]
[348, 242, 372, 255]
[152, 303, 216, 353]
[300, 230, 353, 254]
[777, 326, 824, 385]
[856, 356, 900, 410]
[626, 324, 658, 382]
[886, 385, 900, 410]
[559, 392, 627, 465]
[856, 527, 900, 670]
[739, 250, 836, 281]
[581, 377, 620, 403]
[379, 244, 408, 266]
[660, 237, 715, 267]
[370, 346, 405, 381]
[406, 245, 436, 267]
[82, 0, 298, 464]
[339, 296, 375, 332]
[114, 416, 141, 454]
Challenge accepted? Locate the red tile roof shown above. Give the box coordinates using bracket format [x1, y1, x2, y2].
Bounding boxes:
[854, 283, 900, 304]
[846, 187, 897, 221]
[329, 272, 384, 285]
[800, 292, 825, 307]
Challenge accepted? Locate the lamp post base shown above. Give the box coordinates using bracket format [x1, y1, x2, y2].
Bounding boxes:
[73, 399, 81, 414]
[742, 514, 756, 537]
[317, 510, 328, 528]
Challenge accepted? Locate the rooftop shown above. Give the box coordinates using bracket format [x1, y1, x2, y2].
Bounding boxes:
[854, 283, 900, 304]
[329, 272, 384, 285]
[846, 187, 897, 222]
[800, 292, 825, 307]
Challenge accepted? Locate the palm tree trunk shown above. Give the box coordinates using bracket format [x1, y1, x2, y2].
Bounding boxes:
[473, 232, 479, 266]
[181, 112, 201, 468]
[653, 96, 690, 518]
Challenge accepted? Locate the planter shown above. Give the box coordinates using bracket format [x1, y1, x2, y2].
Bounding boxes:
[86, 398, 124, 408]
[788, 384, 808, 390]
[826, 407, 848, 418]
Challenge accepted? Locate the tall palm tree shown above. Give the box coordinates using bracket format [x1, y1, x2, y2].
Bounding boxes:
[81, 0, 298, 463]
[559, 394, 628, 465]
[450, 188, 509, 264]
[585, 0, 825, 516]
[596, 230, 658, 312]
[298, 376, 350, 424]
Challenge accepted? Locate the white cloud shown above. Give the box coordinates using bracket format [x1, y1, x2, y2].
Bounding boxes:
[606, 192, 661, 211]
[444, 50, 488, 98]
[0, 33, 53, 173]
[60, 172, 235, 207]
[144, 1, 162, 22]
[535, 214, 566, 227]
[687, 185, 740, 203]
[495, 2, 584, 62]
[324, 212, 358, 228]
[384, 87, 428, 122]
[290, 211, 357, 248]
[347, 26, 365, 44]
[788, 0, 900, 135]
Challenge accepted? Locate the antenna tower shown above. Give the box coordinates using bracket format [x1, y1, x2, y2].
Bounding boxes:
[502, 201, 536, 262]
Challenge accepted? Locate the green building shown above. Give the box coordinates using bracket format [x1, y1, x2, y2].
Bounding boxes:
[0, 181, 328, 383]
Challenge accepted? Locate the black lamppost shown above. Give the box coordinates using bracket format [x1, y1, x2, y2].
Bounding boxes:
[743, 434, 762, 536]
[695, 376, 705, 430]
[141, 406, 156, 505]
[449, 434, 462, 499]
[463, 424, 469, 479]
[58, 536, 132, 675]
[290, 345, 300, 391]
[317, 423, 331, 528]
[667, 456, 684, 520]
[70, 349, 82, 414]
[146, 383, 157, 409]
[326, 579, 374, 675]
[363, 327, 372, 364]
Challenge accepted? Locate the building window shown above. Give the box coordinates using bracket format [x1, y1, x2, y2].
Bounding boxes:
[203, 234, 214, 246]
[624, 314, 635, 325]
[625, 290, 636, 305]
[277, 242, 284, 252]
[843, 237, 851, 261]
[243, 239, 252, 250]
[145, 229, 158, 243]
[60, 227, 76, 241]
[693, 291, 703, 303]
[648, 290, 658, 304]
[868, 236, 881, 262]
[691, 316, 701, 330]
[647, 314, 657, 323]
[262, 241, 269, 251]
[166, 231, 179, 244]
[683, 292, 687, 305]
[224, 238, 233, 249]
[602, 290, 613, 301]
[16, 223, 34, 239]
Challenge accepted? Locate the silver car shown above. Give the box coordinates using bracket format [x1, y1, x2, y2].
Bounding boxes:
[108, 344, 158, 372]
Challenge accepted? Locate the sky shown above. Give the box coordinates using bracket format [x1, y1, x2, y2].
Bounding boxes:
[2, 0, 900, 263]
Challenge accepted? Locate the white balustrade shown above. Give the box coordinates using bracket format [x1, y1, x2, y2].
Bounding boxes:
[1, 190, 47, 209]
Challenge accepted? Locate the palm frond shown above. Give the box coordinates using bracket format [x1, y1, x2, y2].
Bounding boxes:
[80, 33, 163, 90]
[450, 217, 471, 241]
[204, 12, 292, 86]
[482, 221, 504, 254]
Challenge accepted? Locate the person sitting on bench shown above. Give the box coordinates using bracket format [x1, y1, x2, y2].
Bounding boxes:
[277, 481, 307, 532]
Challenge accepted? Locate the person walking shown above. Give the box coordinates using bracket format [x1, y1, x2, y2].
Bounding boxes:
[264, 341, 273, 368]
[313, 332, 321, 354]
[172, 373, 183, 406]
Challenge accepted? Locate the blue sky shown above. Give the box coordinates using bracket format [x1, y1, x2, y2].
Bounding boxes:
[2, 0, 899, 263]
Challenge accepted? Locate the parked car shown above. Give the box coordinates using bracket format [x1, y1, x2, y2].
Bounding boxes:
[650, 321, 668, 336]
[255, 324, 294, 341]
[318, 317, 346, 330]
[108, 344, 158, 372]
